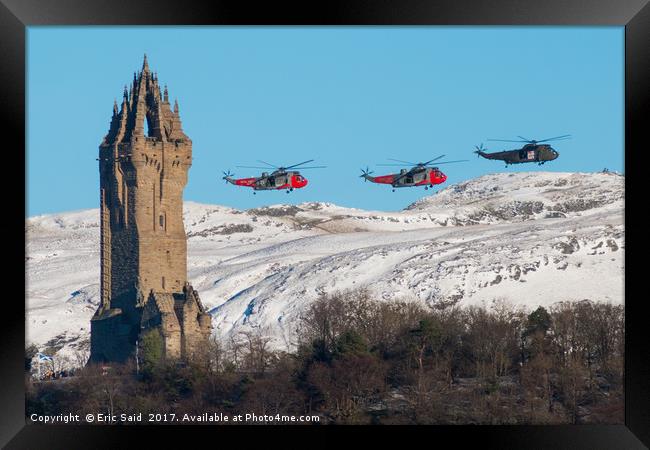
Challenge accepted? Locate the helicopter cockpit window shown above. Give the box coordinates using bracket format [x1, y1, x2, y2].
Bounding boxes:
[519, 150, 527, 159]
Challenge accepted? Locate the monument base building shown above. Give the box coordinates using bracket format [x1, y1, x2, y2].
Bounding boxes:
[91, 283, 212, 363]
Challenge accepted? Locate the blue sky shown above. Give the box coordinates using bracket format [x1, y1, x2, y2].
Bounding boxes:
[27, 27, 623, 216]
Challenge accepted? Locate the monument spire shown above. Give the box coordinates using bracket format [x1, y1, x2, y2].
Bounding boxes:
[92, 55, 210, 364]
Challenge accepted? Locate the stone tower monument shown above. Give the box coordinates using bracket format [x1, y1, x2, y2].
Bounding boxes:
[90, 55, 211, 363]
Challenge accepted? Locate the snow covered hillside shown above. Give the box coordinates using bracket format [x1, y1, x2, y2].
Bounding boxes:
[26, 171, 624, 360]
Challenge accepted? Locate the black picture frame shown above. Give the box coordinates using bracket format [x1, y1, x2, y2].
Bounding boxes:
[5, 0, 648, 447]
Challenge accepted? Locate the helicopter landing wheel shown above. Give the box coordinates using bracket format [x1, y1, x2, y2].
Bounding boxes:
[392, 189, 395, 192]
[290, 188, 294, 191]
[253, 192, 256, 195]
[425, 186, 428, 190]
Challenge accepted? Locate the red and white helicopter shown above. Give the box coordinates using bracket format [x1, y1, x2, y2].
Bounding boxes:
[223, 159, 326, 194]
[360, 155, 467, 192]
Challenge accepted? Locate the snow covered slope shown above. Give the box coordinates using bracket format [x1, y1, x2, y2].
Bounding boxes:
[26, 172, 624, 360]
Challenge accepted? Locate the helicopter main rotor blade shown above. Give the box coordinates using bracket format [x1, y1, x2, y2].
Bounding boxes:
[422, 155, 446, 165]
[487, 139, 529, 143]
[256, 160, 278, 168]
[285, 159, 315, 169]
[235, 165, 274, 169]
[536, 134, 572, 143]
[517, 136, 531, 142]
[429, 159, 469, 165]
[377, 158, 468, 167]
[387, 158, 417, 165]
[291, 166, 327, 169]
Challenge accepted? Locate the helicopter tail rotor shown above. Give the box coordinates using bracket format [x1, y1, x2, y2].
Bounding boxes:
[474, 143, 487, 156]
[222, 170, 235, 183]
[360, 167, 374, 181]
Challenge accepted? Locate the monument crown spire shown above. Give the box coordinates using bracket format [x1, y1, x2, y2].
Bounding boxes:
[102, 57, 189, 144]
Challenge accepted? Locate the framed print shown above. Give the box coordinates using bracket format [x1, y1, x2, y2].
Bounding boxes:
[3, 0, 648, 447]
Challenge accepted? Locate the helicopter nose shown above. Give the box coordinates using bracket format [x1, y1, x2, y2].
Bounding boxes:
[554, 151, 559, 159]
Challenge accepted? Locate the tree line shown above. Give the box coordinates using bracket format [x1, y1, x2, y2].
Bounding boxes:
[26, 290, 624, 424]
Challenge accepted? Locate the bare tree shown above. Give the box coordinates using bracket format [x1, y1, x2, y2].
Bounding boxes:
[73, 348, 90, 369]
[239, 330, 277, 375]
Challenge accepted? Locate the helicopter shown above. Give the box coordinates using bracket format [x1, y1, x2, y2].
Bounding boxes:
[474, 135, 570, 167]
[360, 155, 468, 192]
[222, 159, 326, 194]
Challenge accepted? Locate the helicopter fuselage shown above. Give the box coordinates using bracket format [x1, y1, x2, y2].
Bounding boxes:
[225, 170, 308, 191]
[363, 167, 447, 188]
[476, 144, 559, 165]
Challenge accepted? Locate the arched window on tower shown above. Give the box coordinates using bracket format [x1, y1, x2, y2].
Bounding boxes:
[114, 207, 123, 229]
